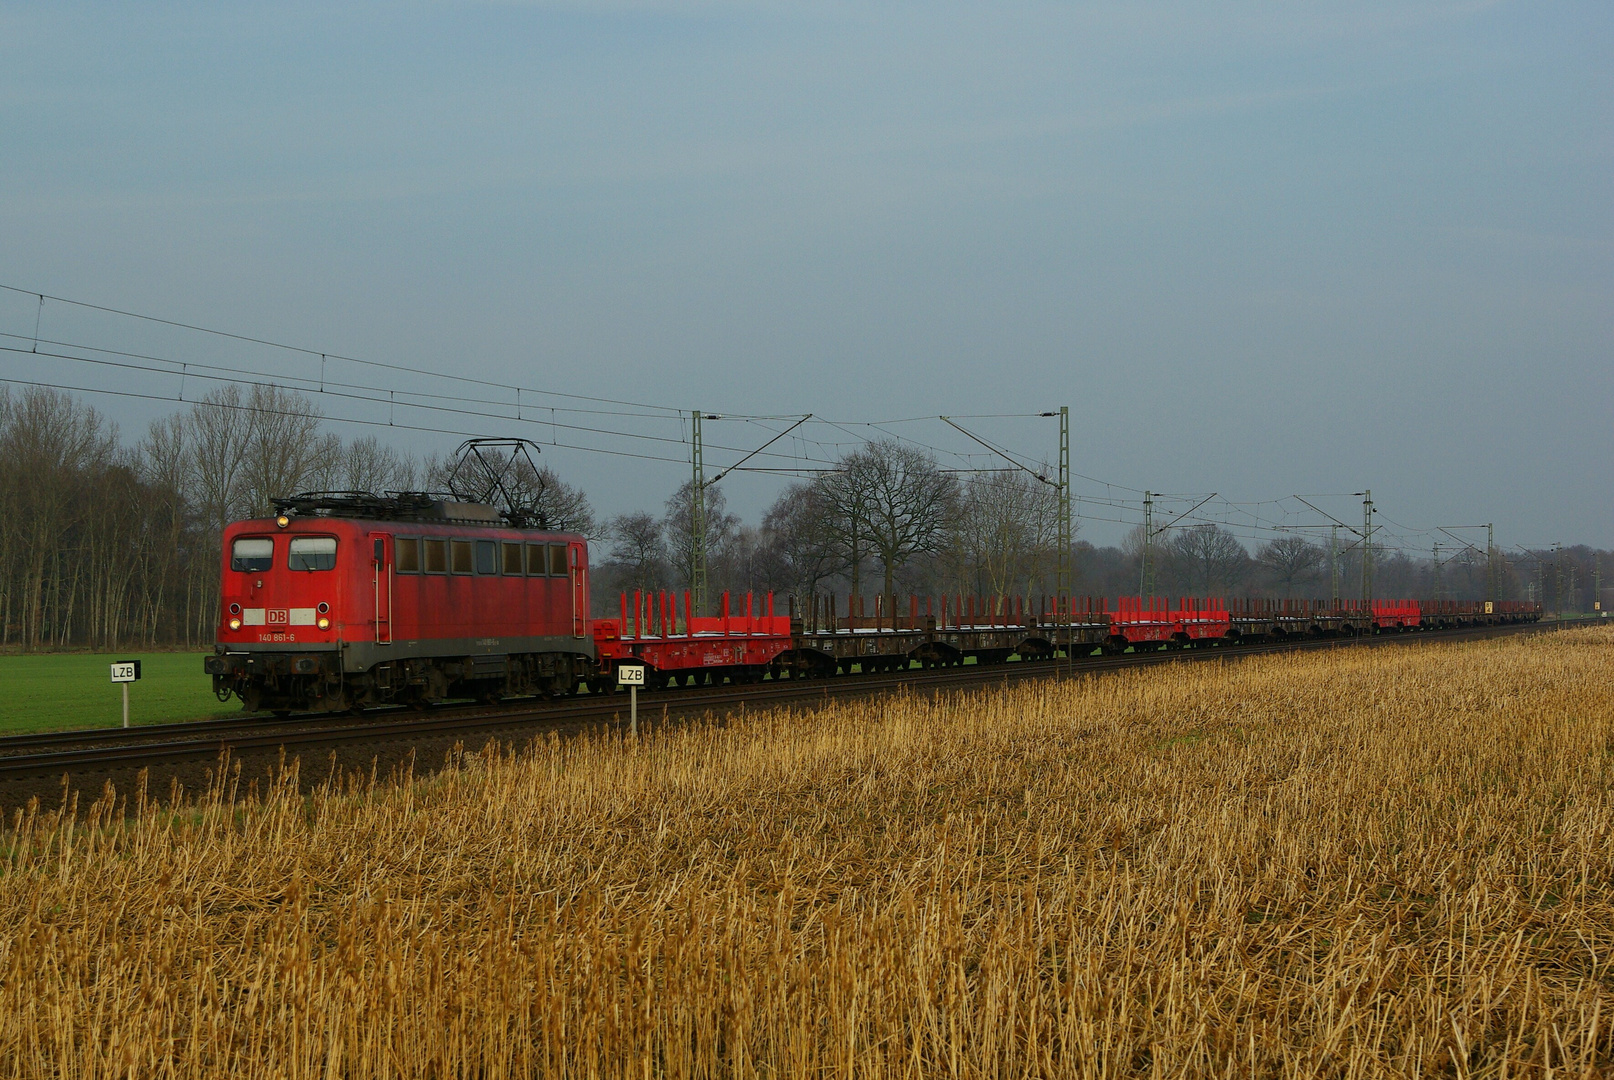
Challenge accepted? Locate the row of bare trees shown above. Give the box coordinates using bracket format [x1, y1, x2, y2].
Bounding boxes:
[0, 384, 594, 649]
[0, 384, 410, 648]
[1, 382, 1586, 650]
[595, 440, 1065, 613]
[0, 379, 608, 649]
[598, 438, 1561, 613]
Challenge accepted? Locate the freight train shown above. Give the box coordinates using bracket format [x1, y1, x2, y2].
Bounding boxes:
[205, 491, 1542, 713]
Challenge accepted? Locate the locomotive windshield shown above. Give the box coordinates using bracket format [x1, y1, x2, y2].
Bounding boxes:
[288, 536, 338, 571]
[231, 538, 274, 572]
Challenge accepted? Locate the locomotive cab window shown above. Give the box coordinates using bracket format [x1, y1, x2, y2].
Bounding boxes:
[395, 537, 420, 573]
[451, 540, 474, 574]
[548, 543, 569, 576]
[526, 543, 546, 576]
[475, 540, 497, 575]
[231, 537, 274, 573]
[288, 537, 337, 571]
[424, 539, 448, 573]
[502, 542, 524, 575]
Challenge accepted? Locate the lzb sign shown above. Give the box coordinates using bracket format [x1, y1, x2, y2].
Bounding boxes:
[110, 660, 142, 684]
[616, 664, 645, 686]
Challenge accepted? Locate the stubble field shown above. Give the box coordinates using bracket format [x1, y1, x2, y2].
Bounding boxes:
[3, 628, 1612, 1077]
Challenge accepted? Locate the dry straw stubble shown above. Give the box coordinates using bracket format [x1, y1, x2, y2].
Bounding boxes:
[4, 629, 1613, 1077]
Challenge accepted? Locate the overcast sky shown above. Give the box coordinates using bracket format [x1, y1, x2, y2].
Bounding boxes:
[1, 1, 1609, 551]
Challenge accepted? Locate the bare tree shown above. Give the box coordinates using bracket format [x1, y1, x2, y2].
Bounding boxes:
[606, 512, 667, 593]
[950, 469, 1060, 599]
[720, 524, 784, 598]
[833, 439, 958, 607]
[760, 482, 841, 600]
[77, 448, 148, 649]
[1257, 536, 1324, 594]
[813, 467, 873, 597]
[185, 384, 255, 534]
[340, 435, 417, 494]
[1120, 523, 1148, 580]
[663, 481, 739, 602]
[0, 387, 116, 648]
[1376, 551, 1420, 599]
[525, 466, 596, 536]
[419, 450, 455, 492]
[1168, 525, 1248, 596]
[238, 385, 339, 516]
[136, 414, 194, 644]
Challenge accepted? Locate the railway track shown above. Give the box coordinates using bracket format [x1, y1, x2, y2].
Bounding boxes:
[0, 617, 1596, 806]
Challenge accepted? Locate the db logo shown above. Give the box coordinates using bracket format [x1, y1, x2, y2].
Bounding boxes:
[267, 609, 289, 625]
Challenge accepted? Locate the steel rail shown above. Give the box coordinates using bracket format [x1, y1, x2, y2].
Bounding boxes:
[0, 617, 1590, 782]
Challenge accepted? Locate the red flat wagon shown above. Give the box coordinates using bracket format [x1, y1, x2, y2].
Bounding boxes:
[1370, 599, 1422, 630]
[594, 590, 793, 688]
[1107, 597, 1233, 650]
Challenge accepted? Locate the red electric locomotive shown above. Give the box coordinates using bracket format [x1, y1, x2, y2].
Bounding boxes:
[205, 492, 594, 712]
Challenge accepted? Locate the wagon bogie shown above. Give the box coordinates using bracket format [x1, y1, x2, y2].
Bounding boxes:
[1015, 636, 1056, 661]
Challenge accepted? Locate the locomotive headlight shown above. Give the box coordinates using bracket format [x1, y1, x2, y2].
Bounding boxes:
[229, 617, 242, 631]
[275, 514, 290, 528]
[316, 617, 330, 630]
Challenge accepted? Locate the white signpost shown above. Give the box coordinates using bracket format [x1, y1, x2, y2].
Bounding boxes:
[110, 660, 141, 728]
[616, 663, 645, 736]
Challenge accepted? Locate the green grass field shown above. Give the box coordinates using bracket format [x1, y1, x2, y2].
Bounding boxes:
[0, 652, 235, 734]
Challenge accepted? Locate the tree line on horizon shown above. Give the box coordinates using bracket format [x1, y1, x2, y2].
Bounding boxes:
[0, 384, 1600, 651]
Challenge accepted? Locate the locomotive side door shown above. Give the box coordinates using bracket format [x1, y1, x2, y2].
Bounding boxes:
[370, 533, 393, 645]
[569, 542, 586, 638]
